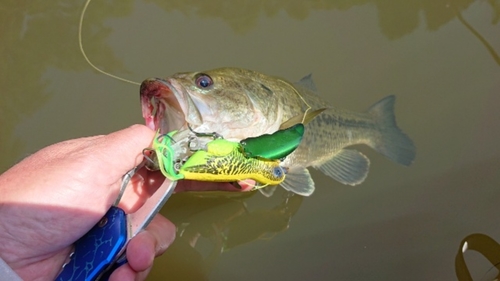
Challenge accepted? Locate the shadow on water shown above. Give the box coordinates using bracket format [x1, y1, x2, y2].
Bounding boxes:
[149, 189, 303, 280]
[148, 155, 500, 280]
[144, 0, 488, 38]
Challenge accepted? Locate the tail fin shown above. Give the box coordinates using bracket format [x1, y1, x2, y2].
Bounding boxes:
[368, 95, 416, 166]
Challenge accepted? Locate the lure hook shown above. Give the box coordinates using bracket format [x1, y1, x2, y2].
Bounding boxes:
[187, 123, 223, 139]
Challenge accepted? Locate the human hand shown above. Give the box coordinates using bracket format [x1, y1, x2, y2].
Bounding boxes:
[0, 125, 175, 281]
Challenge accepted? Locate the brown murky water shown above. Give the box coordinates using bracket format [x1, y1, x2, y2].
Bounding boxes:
[2, 0, 500, 280]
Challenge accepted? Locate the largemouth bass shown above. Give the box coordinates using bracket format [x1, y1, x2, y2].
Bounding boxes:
[140, 67, 416, 196]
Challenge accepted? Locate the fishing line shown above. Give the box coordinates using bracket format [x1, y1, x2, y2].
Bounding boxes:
[79, 0, 141, 85]
[277, 79, 312, 124]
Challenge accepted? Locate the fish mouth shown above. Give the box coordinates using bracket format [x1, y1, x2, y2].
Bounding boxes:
[140, 78, 202, 134]
[140, 77, 257, 192]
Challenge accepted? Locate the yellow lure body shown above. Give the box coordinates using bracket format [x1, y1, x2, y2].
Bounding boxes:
[179, 139, 286, 186]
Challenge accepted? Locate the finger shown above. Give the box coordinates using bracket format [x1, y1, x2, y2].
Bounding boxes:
[108, 264, 134, 281]
[79, 125, 157, 209]
[101, 124, 156, 168]
[91, 125, 156, 187]
[109, 264, 152, 281]
[126, 214, 176, 272]
[109, 215, 174, 281]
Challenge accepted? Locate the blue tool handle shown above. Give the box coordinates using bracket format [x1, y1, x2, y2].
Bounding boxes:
[55, 206, 128, 281]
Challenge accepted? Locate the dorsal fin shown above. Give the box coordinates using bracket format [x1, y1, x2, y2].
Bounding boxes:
[295, 73, 317, 92]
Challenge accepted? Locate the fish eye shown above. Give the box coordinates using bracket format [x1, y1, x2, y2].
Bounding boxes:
[195, 74, 213, 89]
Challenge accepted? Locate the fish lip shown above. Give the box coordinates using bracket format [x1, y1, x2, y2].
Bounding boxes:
[140, 78, 201, 134]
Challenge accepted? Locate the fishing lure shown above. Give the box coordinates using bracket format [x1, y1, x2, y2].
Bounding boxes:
[153, 124, 305, 186]
[179, 138, 286, 186]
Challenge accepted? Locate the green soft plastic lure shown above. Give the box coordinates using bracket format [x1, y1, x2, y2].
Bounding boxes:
[153, 131, 185, 181]
[239, 123, 305, 160]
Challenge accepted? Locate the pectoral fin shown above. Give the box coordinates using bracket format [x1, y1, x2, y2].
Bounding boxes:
[314, 149, 370, 186]
[280, 168, 315, 196]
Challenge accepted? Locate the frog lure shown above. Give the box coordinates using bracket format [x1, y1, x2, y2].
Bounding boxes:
[150, 123, 305, 190]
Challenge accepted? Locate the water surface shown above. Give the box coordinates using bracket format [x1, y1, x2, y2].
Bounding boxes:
[1, 0, 500, 280]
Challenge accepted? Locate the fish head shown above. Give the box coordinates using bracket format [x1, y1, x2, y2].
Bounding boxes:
[140, 68, 284, 139]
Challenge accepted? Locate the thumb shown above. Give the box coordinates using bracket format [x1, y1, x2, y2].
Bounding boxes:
[95, 124, 156, 177]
